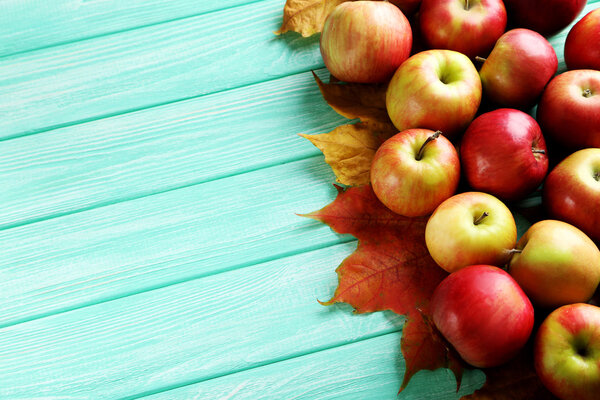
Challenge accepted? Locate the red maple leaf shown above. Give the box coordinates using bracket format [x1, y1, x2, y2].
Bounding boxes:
[302, 184, 465, 391]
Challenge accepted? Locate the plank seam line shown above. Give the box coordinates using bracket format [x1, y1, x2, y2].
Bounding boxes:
[0, 149, 333, 232]
[0, 64, 326, 144]
[117, 328, 403, 400]
[0, 237, 357, 330]
[0, 0, 264, 60]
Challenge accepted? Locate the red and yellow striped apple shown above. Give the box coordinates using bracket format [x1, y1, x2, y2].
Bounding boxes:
[319, 1, 412, 83]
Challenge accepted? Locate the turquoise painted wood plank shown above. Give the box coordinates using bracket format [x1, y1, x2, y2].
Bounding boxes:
[0, 157, 345, 327]
[0, 69, 345, 229]
[0, 0, 260, 57]
[0, 243, 405, 399]
[0, 0, 322, 140]
[141, 333, 486, 400]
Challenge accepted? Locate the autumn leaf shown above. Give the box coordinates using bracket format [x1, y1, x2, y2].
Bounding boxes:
[302, 185, 464, 390]
[301, 73, 397, 186]
[312, 71, 391, 123]
[274, 0, 347, 37]
[300, 121, 395, 186]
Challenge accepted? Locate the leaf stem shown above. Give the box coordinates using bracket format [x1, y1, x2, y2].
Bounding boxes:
[416, 131, 441, 161]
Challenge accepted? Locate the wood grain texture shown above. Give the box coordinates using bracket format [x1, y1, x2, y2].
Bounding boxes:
[0, 243, 405, 399]
[0, 0, 260, 57]
[0, 69, 346, 229]
[0, 157, 345, 327]
[142, 333, 486, 400]
[0, 0, 322, 140]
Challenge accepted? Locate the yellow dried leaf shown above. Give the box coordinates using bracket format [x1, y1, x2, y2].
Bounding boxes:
[313, 72, 390, 123]
[275, 0, 347, 37]
[301, 121, 396, 186]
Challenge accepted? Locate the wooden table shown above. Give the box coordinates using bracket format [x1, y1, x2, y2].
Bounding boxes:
[1, 1, 597, 398]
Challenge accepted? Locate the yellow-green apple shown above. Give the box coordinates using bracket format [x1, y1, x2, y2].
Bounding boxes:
[389, 0, 422, 16]
[477, 29, 558, 109]
[535, 303, 600, 400]
[537, 70, 600, 150]
[319, 1, 412, 83]
[431, 265, 534, 368]
[508, 220, 600, 309]
[386, 49, 482, 139]
[565, 8, 600, 70]
[419, 0, 507, 59]
[543, 149, 600, 243]
[425, 192, 517, 273]
[460, 109, 549, 201]
[503, 0, 587, 36]
[371, 129, 460, 217]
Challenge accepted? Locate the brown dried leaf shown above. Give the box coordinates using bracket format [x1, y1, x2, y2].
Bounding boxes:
[300, 121, 396, 186]
[313, 71, 391, 122]
[274, 0, 347, 37]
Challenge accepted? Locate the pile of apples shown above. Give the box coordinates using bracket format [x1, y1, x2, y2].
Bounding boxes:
[319, 1, 600, 399]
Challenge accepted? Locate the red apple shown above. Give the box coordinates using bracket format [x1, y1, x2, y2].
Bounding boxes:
[537, 69, 600, 150]
[319, 1, 412, 83]
[371, 129, 460, 217]
[419, 0, 507, 59]
[565, 8, 600, 70]
[460, 109, 549, 201]
[508, 220, 600, 309]
[389, 0, 422, 16]
[535, 303, 600, 400]
[431, 265, 534, 368]
[543, 148, 600, 243]
[425, 192, 517, 273]
[386, 49, 482, 139]
[503, 0, 587, 36]
[477, 29, 557, 109]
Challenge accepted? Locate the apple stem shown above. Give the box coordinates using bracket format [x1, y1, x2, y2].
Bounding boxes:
[583, 88, 593, 98]
[474, 56, 486, 63]
[507, 248, 523, 255]
[532, 149, 546, 154]
[594, 171, 600, 181]
[416, 131, 441, 161]
[464, 0, 470, 10]
[473, 211, 489, 225]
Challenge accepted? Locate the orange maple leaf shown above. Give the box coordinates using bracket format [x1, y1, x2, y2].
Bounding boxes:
[302, 185, 465, 391]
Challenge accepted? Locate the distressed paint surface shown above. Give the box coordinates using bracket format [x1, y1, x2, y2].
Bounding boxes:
[0, 0, 598, 398]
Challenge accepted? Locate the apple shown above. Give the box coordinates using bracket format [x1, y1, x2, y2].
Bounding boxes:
[543, 149, 600, 244]
[389, 0, 422, 16]
[477, 29, 558, 109]
[386, 49, 482, 139]
[319, 1, 412, 83]
[503, 0, 587, 36]
[535, 303, 600, 400]
[565, 8, 600, 70]
[460, 108, 549, 201]
[419, 0, 507, 59]
[431, 265, 534, 368]
[537, 69, 600, 150]
[371, 129, 460, 217]
[425, 192, 517, 273]
[508, 220, 600, 309]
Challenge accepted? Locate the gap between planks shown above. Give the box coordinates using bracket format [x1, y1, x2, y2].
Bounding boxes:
[0, 0, 264, 60]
